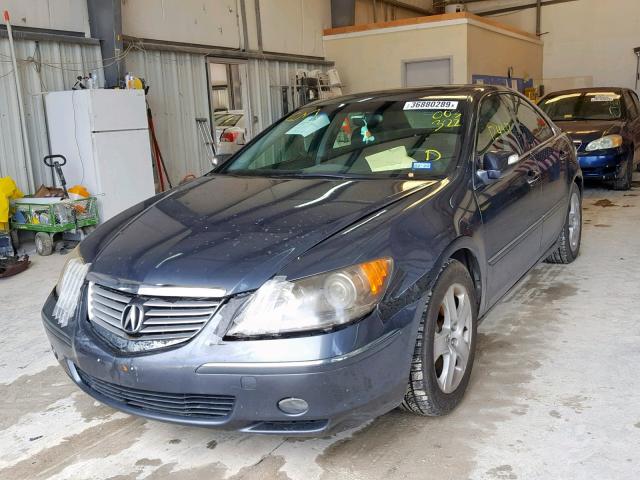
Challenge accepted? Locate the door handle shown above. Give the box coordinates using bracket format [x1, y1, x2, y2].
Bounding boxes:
[527, 169, 541, 186]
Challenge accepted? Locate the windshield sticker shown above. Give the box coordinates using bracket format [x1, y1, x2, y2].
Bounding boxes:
[412, 161, 432, 170]
[286, 112, 330, 137]
[404, 100, 459, 110]
[424, 149, 442, 162]
[286, 108, 320, 122]
[432, 110, 462, 131]
[365, 146, 414, 172]
[590, 95, 617, 102]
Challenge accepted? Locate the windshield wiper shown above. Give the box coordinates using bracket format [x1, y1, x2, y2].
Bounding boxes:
[271, 172, 368, 179]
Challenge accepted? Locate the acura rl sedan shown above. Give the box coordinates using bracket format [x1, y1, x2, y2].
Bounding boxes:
[43, 86, 582, 436]
[538, 87, 640, 190]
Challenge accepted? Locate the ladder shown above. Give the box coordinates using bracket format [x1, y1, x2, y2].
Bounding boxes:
[196, 117, 218, 167]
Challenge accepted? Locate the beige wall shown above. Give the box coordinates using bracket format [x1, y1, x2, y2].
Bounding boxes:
[121, 0, 243, 49]
[121, 0, 331, 57]
[466, 0, 640, 91]
[323, 24, 468, 93]
[466, 24, 542, 84]
[258, 0, 331, 57]
[0, 0, 89, 35]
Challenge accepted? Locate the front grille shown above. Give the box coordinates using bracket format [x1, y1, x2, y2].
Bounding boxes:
[87, 282, 221, 345]
[77, 368, 235, 419]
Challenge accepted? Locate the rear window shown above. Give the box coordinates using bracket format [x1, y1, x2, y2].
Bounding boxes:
[219, 97, 470, 179]
[539, 91, 622, 121]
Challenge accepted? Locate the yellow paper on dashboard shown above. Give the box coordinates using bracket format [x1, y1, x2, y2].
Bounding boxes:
[365, 146, 414, 172]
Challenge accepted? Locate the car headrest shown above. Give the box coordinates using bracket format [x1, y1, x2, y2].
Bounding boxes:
[350, 113, 383, 129]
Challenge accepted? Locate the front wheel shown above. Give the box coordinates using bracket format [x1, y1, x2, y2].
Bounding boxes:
[35, 232, 54, 256]
[611, 156, 633, 190]
[401, 259, 478, 416]
[545, 184, 581, 264]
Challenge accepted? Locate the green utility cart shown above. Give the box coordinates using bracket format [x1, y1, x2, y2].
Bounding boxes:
[10, 197, 99, 256]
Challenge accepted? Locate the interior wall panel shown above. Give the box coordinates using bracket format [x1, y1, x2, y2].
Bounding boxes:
[0, 37, 103, 193]
[125, 49, 211, 184]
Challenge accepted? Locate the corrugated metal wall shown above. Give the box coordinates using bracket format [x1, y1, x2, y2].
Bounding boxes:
[245, 58, 329, 136]
[0, 36, 329, 192]
[0, 37, 104, 193]
[126, 47, 328, 182]
[125, 48, 210, 185]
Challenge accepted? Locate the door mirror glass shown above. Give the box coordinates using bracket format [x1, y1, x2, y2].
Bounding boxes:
[483, 150, 519, 172]
[477, 151, 519, 183]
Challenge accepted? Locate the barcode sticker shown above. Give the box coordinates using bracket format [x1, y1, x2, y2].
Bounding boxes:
[404, 100, 459, 110]
[590, 95, 617, 102]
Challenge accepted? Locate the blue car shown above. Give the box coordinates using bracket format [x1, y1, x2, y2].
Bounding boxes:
[538, 87, 640, 190]
[43, 86, 582, 435]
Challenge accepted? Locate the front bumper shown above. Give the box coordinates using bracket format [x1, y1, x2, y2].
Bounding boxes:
[41, 290, 418, 435]
[578, 149, 626, 180]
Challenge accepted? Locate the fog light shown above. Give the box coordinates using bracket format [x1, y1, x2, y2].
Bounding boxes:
[277, 397, 309, 415]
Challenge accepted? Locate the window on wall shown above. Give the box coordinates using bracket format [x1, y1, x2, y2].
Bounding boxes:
[209, 62, 244, 113]
[404, 58, 452, 87]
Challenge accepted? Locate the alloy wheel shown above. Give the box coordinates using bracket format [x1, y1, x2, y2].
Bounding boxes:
[433, 283, 473, 394]
[568, 191, 581, 252]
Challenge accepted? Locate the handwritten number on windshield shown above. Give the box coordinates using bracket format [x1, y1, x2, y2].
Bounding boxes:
[433, 111, 462, 132]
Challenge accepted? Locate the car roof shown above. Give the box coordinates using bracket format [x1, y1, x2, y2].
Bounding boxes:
[542, 87, 626, 98]
[307, 84, 514, 106]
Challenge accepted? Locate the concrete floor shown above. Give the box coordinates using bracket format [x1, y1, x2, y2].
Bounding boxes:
[1, 176, 640, 480]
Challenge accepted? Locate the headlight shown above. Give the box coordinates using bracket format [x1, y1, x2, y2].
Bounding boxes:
[227, 258, 393, 337]
[585, 134, 623, 152]
[53, 247, 90, 326]
[55, 246, 84, 296]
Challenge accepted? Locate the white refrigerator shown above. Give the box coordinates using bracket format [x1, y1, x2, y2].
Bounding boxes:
[45, 89, 156, 222]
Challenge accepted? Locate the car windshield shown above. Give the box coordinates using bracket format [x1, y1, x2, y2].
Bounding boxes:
[217, 97, 469, 179]
[539, 91, 623, 121]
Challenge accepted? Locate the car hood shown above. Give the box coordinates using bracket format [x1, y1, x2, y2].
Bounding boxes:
[89, 174, 438, 295]
[553, 119, 624, 151]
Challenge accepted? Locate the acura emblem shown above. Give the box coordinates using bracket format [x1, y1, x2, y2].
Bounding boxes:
[121, 303, 145, 335]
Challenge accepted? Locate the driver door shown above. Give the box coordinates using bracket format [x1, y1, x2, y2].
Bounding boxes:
[473, 93, 544, 306]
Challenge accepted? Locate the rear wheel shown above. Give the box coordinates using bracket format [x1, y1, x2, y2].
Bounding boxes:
[401, 259, 477, 416]
[545, 184, 581, 264]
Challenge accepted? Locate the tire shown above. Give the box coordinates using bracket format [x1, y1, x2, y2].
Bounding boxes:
[545, 184, 581, 264]
[35, 232, 54, 256]
[611, 155, 633, 190]
[10, 230, 19, 250]
[401, 259, 478, 416]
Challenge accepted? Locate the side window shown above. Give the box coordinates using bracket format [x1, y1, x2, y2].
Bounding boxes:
[510, 95, 554, 150]
[475, 94, 524, 163]
[631, 91, 640, 117]
[625, 92, 639, 119]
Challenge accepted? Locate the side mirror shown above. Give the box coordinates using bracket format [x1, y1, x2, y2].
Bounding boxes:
[477, 151, 519, 183]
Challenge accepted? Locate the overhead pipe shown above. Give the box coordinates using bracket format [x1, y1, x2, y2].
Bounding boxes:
[3, 10, 35, 191]
[536, 0, 542, 35]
